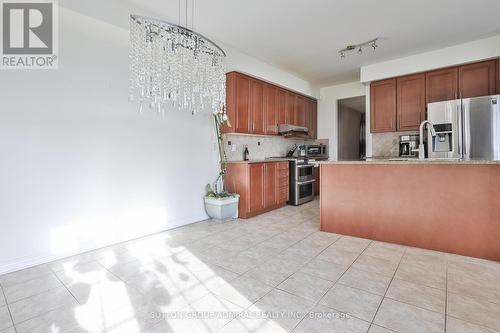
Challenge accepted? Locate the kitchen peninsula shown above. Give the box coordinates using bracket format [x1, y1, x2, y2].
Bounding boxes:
[320, 160, 500, 261]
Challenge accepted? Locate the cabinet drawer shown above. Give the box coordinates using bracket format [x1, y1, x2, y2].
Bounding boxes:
[277, 162, 289, 170]
[278, 187, 289, 202]
[278, 170, 288, 178]
[278, 176, 289, 188]
[278, 169, 289, 178]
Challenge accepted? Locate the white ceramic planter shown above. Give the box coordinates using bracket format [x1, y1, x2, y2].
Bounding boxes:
[204, 195, 240, 222]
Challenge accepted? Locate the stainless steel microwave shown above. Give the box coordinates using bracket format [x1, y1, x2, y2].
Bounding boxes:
[297, 144, 328, 159]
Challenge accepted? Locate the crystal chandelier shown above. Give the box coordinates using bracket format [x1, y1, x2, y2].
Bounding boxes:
[128, 13, 226, 115]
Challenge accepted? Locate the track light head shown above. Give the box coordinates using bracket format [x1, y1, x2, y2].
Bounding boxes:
[357, 47, 362, 55]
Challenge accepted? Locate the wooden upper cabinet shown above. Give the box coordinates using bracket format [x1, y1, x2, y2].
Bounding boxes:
[367, 58, 499, 134]
[234, 73, 252, 133]
[249, 163, 265, 212]
[224, 71, 318, 135]
[304, 98, 317, 139]
[277, 89, 287, 125]
[397, 73, 425, 131]
[286, 92, 296, 125]
[426, 67, 458, 104]
[264, 163, 277, 208]
[264, 84, 278, 135]
[459, 60, 497, 98]
[251, 79, 265, 134]
[304, 98, 311, 135]
[295, 95, 306, 127]
[370, 78, 397, 133]
[310, 100, 318, 139]
[222, 72, 236, 133]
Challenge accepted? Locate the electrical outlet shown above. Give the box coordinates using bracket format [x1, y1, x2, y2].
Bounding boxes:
[258, 141, 261, 146]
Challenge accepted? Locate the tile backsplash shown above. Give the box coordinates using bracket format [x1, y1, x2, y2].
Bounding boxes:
[371, 131, 418, 157]
[224, 134, 325, 161]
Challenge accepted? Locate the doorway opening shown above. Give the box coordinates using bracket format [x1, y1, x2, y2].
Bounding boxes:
[337, 96, 366, 161]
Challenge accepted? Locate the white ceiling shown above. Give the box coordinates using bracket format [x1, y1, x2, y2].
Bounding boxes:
[61, 0, 500, 86]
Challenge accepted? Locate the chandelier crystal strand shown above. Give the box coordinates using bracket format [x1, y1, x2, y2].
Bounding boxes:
[129, 15, 226, 115]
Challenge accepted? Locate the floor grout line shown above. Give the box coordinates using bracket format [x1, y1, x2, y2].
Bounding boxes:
[366, 246, 407, 333]
[0, 277, 66, 305]
[289, 237, 374, 332]
[0, 284, 18, 333]
[52, 271, 81, 306]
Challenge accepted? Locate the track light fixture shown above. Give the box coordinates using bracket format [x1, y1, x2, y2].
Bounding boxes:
[339, 37, 379, 59]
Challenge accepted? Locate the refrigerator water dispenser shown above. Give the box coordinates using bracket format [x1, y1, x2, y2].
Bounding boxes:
[432, 123, 453, 153]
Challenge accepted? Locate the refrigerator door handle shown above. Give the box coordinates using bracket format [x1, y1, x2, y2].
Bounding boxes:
[458, 103, 463, 159]
[462, 101, 470, 160]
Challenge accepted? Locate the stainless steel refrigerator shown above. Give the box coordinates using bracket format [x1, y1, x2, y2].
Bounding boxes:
[427, 95, 500, 160]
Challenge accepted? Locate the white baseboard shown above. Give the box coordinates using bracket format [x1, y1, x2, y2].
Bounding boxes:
[0, 214, 208, 276]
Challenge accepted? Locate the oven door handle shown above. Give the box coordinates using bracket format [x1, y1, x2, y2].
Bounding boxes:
[297, 165, 313, 168]
[297, 179, 315, 185]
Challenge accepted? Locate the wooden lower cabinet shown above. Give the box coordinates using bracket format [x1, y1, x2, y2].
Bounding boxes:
[249, 163, 265, 212]
[225, 161, 289, 218]
[277, 162, 289, 203]
[264, 162, 277, 207]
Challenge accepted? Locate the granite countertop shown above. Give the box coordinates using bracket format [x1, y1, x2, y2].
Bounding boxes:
[226, 158, 293, 164]
[319, 158, 500, 164]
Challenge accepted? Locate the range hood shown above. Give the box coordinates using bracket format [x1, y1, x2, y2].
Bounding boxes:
[278, 124, 309, 137]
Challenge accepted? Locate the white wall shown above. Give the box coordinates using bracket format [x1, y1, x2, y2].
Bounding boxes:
[318, 82, 366, 160]
[0, 8, 314, 274]
[361, 33, 500, 82]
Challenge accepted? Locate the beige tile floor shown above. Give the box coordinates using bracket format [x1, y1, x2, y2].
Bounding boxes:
[1, 199, 500, 333]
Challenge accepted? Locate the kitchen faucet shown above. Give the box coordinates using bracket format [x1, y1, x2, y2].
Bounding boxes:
[418, 120, 436, 159]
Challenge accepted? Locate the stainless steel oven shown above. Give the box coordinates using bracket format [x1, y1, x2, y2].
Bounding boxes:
[289, 158, 315, 206]
[295, 179, 315, 205]
[297, 163, 314, 182]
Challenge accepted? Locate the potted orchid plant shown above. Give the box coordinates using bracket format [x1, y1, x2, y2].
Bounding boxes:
[204, 109, 239, 221]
